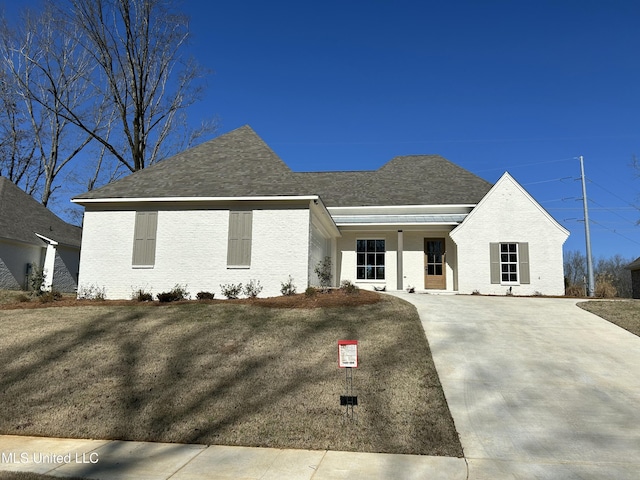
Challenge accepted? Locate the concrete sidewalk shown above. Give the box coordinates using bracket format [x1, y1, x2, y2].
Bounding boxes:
[0, 434, 467, 479]
[393, 293, 640, 480]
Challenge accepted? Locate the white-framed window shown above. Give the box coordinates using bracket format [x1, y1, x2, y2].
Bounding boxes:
[132, 211, 157, 267]
[490, 242, 530, 285]
[500, 243, 519, 283]
[356, 239, 385, 280]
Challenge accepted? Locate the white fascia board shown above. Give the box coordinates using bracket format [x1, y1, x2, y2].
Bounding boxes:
[310, 199, 341, 237]
[35, 233, 58, 245]
[72, 195, 320, 204]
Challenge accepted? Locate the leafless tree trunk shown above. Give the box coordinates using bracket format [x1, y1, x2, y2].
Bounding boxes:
[59, 0, 211, 172]
[0, 68, 41, 193]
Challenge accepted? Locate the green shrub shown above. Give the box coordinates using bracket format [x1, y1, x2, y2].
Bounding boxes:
[39, 290, 62, 303]
[340, 280, 359, 295]
[78, 284, 106, 300]
[196, 291, 215, 300]
[314, 257, 332, 291]
[305, 286, 317, 297]
[220, 283, 243, 299]
[280, 276, 297, 296]
[243, 279, 263, 298]
[156, 284, 189, 302]
[132, 288, 153, 302]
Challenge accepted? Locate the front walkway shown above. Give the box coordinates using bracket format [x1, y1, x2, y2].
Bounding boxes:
[392, 293, 640, 480]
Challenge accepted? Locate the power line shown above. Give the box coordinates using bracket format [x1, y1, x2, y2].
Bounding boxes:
[587, 178, 637, 209]
[589, 219, 640, 246]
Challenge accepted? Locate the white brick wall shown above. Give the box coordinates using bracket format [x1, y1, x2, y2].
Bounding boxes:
[450, 174, 569, 296]
[78, 207, 310, 299]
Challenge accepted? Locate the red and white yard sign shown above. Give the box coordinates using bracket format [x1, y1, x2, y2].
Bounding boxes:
[338, 340, 358, 368]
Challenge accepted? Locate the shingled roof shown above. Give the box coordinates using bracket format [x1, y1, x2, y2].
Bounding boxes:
[0, 177, 81, 247]
[73, 125, 493, 207]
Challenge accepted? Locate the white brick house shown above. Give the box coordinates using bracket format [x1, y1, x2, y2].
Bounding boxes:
[72, 126, 569, 299]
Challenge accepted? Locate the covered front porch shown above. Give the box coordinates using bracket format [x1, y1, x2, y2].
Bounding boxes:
[329, 204, 474, 293]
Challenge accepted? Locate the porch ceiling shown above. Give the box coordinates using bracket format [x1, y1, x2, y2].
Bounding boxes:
[331, 213, 467, 226]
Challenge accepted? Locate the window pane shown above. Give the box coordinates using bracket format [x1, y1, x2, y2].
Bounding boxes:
[357, 253, 365, 266]
[367, 240, 376, 251]
[435, 264, 443, 275]
[501, 244, 508, 253]
[502, 273, 509, 281]
[367, 253, 375, 266]
[357, 267, 365, 279]
[376, 240, 385, 252]
[509, 244, 517, 252]
[376, 253, 385, 266]
[509, 264, 517, 273]
[357, 240, 366, 252]
[501, 254, 508, 262]
[502, 264, 509, 272]
[428, 265, 435, 275]
[366, 266, 375, 279]
[509, 273, 517, 281]
[376, 266, 385, 279]
[509, 254, 517, 262]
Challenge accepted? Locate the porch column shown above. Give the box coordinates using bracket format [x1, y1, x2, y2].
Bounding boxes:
[397, 230, 403, 290]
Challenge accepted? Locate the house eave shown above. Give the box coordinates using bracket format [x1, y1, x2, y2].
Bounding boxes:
[72, 195, 321, 205]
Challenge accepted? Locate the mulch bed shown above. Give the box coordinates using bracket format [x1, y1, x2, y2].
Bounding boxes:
[0, 289, 381, 310]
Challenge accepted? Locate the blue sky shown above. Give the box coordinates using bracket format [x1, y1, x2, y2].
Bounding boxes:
[5, 1, 640, 260]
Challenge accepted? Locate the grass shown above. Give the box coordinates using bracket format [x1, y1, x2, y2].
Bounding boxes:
[0, 292, 462, 457]
[578, 299, 640, 337]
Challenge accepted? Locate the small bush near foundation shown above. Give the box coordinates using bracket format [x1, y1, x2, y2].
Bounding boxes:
[305, 286, 317, 297]
[471, 290, 481, 295]
[220, 283, 243, 299]
[157, 284, 189, 302]
[314, 257, 332, 292]
[280, 276, 297, 296]
[132, 288, 153, 302]
[340, 280, 359, 295]
[39, 290, 62, 303]
[78, 284, 106, 300]
[243, 279, 263, 299]
[196, 291, 215, 300]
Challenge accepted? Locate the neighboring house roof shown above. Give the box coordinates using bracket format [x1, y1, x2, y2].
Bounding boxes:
[626, 257, 640, 271]
[0, 177, 81, 248]
[73, 125, 493, 207]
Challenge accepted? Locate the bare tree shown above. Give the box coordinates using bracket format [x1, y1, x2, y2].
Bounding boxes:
[0, 6, 97, 206]
[56, 0, 212, 172]
[0, 67, 41, 193]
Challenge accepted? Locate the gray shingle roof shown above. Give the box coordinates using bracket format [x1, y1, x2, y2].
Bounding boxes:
[0, 177, 81, 247]
[73, 125, 493, 207]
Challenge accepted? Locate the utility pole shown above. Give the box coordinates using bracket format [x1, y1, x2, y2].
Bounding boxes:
[579, 156, 595, 297]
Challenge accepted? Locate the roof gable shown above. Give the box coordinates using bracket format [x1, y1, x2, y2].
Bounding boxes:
[451, 172, 569, 240]
[0, 177, 81, 247]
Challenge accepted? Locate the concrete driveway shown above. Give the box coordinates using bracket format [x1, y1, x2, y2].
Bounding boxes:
[392, 293, 640, 480]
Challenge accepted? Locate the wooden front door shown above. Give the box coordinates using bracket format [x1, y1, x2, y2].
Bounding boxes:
[424, 238, 446, 289]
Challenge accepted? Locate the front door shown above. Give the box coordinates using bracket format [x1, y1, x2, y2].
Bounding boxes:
[424, 238, 446, 289]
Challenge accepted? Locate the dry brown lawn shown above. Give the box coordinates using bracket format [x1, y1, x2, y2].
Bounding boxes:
[578, 299, 640, 337]
[0, 291, 462, 457]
